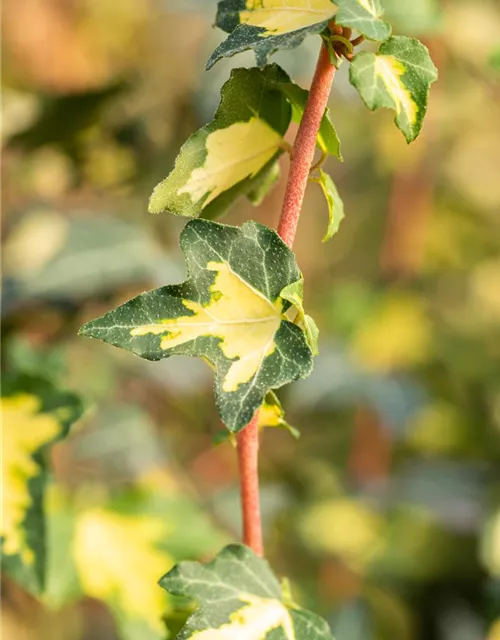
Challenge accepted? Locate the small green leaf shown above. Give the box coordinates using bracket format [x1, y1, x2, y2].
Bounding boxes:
[313, 169, 345, 241]
[280, 279, 320, 355]
[1, 375, 83, 593]
[258, 391, 300, 438]
[335, 0, 391, 41]
[79, 219, 314, 432]
[149, 65, 292, 219]
[277, 82, 342, 159]
[349, 36, 438, 143]
[159, 544, 334, 640]
[208, 0, 336, 69]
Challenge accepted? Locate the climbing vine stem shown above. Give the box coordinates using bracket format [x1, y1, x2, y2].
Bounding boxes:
[236, 37, 337, 556]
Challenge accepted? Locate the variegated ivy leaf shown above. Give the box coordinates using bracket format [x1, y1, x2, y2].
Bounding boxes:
[79, 219, 314, 432]
[159, 544, 334, 640]
[149, 65, 341, 220]
[1, 374, 82, 593]
[312, 169, 345, 241]
[207, 0, 337, 70]
[349, 36, 438, 143]
[149, 65, 291, 220]
[335, 0, 391, 41]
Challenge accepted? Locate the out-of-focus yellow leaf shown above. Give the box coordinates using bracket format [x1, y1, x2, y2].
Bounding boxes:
[24, 149, 74, 199]
[1, 394, 61, 563]
[351, 294, 431, 371]
[3, 210, 68, 278]
[1, 89, 39, 141]
[73, 509, 173, 632]
[300, 499, 384, 571]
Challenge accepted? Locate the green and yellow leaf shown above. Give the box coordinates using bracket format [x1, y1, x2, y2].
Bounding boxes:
[349, 36, 438, 143]
[208, 0, 336, 69]
[1, 375, 82, 592]
[149, 66, 291, 219]
[335, 0, 391, 41]
[79, 219, 314, 432]
[312, 168, 345, 241]
[159, 544, 334, 640]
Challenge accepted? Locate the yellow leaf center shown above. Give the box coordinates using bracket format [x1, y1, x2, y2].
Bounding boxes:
[192, 594, 296, 640]
[132, 261, 283, 392]
[375, 55, 418, 126]
[179, 117, 282, 206]
[241, 0, 335, 36]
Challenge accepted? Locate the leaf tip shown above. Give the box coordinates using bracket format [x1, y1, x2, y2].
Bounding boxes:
[78, 322, 94, 338]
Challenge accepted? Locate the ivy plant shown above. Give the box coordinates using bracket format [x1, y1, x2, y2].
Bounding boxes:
[76, 1, 436, 637]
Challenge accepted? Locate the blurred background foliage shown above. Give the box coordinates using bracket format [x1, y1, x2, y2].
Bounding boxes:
[2, 0, 500, 639]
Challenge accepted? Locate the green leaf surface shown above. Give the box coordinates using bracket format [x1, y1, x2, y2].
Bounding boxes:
[149, 65, 291, 219]
[278, 82, 342, 159]
[79, 219, 314, 431]
[335, 0, 391, 41]
[349, 36, 438, 143]
[159, 544, 334, 640]
[1, 375, 83, 594]
[313, 169, 345, 241]
[207, 0, 336, 70]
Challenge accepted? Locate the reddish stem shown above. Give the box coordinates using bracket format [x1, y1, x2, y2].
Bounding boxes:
[236, 40, 336, 557]
[277, 43, 337, 248]
[236, 412, 263, 555]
